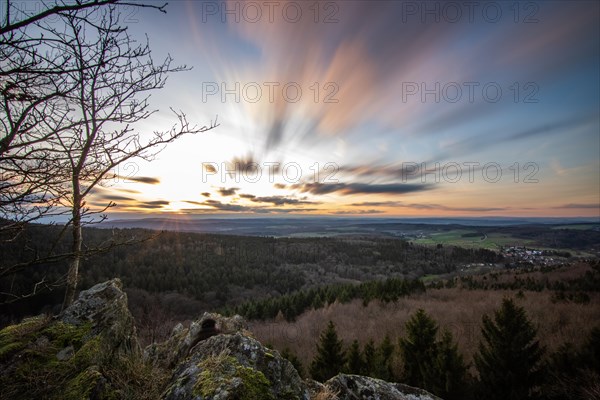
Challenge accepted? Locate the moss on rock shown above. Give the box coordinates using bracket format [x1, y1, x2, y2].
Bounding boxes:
[193, 352, 274, 400]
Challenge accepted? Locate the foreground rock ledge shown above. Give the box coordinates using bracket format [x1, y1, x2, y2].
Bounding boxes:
[0, 279, 442, 400]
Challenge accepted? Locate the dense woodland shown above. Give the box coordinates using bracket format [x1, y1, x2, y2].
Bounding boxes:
[0, 222, 501, 325]
[297, 300, 600, 400]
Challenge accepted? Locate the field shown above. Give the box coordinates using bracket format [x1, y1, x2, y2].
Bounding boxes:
[413, 230, 537, 250]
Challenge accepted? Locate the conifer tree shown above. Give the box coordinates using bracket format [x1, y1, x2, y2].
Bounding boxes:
[375, 335, 395, 381]
[398, 309, 438, 388]
[475, 298, 545, 400]
[345, 340, 364, 374]
[362, 339, 377, 376]
[428, 330, 467, 400]
[310, 321, 346, 381]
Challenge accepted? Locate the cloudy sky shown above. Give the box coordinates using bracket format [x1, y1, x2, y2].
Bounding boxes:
[93, 0, 599, 218]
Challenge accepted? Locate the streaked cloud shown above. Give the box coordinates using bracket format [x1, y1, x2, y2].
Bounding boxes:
[249, 196, 318, 206]
[554, 204, 599, 210]
[331, 209, 385, 215]
[127, 176, 161, 185]
[96, 194, 136, 202]
[217, 187, 239, 196]
[289, 182, 432, 196]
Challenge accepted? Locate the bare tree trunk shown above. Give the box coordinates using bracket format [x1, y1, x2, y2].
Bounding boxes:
[62, 191, 82, 310]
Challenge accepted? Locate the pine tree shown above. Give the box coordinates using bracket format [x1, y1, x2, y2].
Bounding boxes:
[345, 340, 364, 374]
[475, 298, 545, 400]
[310, 321, 346, 381]
[428, 330, 467, 400]
[398, 309, 438, 388]
[362, 339, 377, 376]
[375, 335, 395, 381]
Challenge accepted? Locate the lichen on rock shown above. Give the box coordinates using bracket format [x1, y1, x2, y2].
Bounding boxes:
[162, 332, 310, 400]
[0, 279, 444, 400]
[0, 279, 150, 400]
[322, 374, 444, 400]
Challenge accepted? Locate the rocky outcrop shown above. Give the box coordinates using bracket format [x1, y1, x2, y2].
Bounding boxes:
[0, 280, 443, 400]
[157, 314, 442, 400]
[317, 374, 443, 400]
[60, 278, 139, 352]
[0, 278, 140, 399]
[145, 312, 249, 369]
[162, 332, 310, 400]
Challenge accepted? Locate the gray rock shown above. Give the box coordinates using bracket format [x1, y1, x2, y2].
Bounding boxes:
[323, 374, 443, 400]
[59, 278, 138, 353]
[145, 312, 249, 368]
[162, 333, 310, 400]
[0, 279, 140, 399]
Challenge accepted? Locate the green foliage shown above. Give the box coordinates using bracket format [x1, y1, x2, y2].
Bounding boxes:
[2, 224, 509, 325]
[427, 330, 467, 400]
[544, 326, 600, 399]
[195, 352, 273, 400]
[398, 309, 467, 399]
[0, 316, 167, 400]
[375, 335, 395, 381]
[310, 321, 346, 382]
[232, 278, 426, 322]
[281, 347, 304, 378]
[344, 340, 364, 375]
[398, 309, 438, 389]
[475, 298, 545, 400]
[362, 339, 377, 377]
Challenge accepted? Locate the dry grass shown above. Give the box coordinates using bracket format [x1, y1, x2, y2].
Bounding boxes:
[313, 385, 340, 400]
[250, 287, 600, 369]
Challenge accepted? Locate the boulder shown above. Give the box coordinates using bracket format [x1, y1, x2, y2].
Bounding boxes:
[145, 311, 249, 368]
[162, 332, 309, 400]
[0, 278, 140, 399]
[322, 374, 443, 400]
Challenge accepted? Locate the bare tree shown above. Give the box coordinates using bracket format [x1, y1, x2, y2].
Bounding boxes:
[50, 5, 217, 307]
[0, 0, 167, 234]
[0, 1, 218, 305]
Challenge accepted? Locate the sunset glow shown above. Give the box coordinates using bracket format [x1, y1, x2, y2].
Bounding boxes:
[90, 1, 598, 218]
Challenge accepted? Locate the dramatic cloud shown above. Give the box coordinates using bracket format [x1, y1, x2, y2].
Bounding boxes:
[201, 192, 211, 197]
[218, 187, 239, 197]
[193, 199, 317, 214]
[96, 194, 136, 202]
[351, 201, 403, 207]
[131, 200, 170, 210]
[433, 114, 597, 162]
[250, 196, 318, 206]
[290, 182, 432, 196]
[127, 176, 160, 185]
[204, 164, 217, 173]
[202, 199, 250, 212]
[331, 209, 385, 215]
[116, 188, 141, 194]
[239, 193, 256, 199]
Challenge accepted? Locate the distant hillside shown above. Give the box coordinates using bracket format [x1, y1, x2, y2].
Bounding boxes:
[1, 223, 502, 327]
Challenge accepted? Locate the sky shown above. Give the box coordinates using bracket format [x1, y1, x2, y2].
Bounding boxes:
[89, 0, 599, 218]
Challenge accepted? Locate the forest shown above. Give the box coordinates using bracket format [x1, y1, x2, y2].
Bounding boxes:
[0, 221, 501, 325]
[1, 222, 599, 400]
